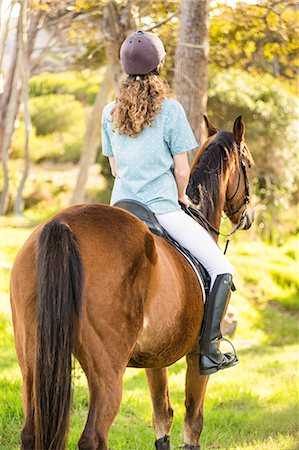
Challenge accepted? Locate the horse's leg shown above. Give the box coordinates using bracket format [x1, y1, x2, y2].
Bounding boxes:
[184, 345, 209, 449]
[78, 367, 124, 450]
[145, 368, 174, 449]
[78, 321, 141, 450]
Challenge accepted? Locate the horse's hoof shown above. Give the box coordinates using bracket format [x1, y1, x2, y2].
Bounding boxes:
[155, 435, 170, 449]
[183, 445, 200, 450]
[20, 429, 35, 450]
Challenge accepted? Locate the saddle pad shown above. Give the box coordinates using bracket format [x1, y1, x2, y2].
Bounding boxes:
[114, 199, 211, 302]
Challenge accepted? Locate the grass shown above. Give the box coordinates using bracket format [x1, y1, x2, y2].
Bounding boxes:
[0, 219, 298, 449]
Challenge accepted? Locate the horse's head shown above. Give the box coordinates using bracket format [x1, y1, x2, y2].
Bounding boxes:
[188, 115, 255, 232]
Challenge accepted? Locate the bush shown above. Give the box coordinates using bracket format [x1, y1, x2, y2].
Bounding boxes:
[11, 93, 87, 163]
[29, 94, 85, 136]
[29, 71, 102, 104]
[11, 123, 84, 163]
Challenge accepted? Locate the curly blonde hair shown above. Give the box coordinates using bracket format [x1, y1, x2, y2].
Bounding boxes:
[111, 72, 170, 138]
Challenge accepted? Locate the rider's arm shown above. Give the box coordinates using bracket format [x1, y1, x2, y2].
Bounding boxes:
[173, 152, 191, 205]
[108, 157, 117, 177]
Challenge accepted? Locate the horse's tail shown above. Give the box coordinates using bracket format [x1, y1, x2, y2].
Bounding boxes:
[35, 219, 83, 450]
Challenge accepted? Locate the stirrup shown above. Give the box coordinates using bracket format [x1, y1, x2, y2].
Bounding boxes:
[200, 337, 239, 375]
[220, 336, 238, 356]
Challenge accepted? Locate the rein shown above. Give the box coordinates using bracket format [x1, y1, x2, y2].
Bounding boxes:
[185, 143, 250, 254]
[186, 204, 247, 239]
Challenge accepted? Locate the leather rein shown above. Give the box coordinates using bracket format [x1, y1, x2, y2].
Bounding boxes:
[185, 143, 250, 243]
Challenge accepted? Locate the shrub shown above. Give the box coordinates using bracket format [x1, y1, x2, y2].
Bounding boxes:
[11, 123, 84, 163]
[12, 93, 86, 163]
[29, 71, 102, 104]
[29, 94, 85, 136]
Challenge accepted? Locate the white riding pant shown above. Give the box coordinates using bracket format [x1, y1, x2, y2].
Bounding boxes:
[156, 210, 233, 289]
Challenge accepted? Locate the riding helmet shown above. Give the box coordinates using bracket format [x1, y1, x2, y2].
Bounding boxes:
[120, 30, 166, 76]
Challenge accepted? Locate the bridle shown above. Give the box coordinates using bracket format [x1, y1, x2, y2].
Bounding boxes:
[183, 142, 251, 249]
[224, 143, 250, 218]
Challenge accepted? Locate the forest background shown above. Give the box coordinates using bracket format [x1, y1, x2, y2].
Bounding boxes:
[0, 1, 298, 449]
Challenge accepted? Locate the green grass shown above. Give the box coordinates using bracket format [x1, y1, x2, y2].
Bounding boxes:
[0, 220, 298, 449]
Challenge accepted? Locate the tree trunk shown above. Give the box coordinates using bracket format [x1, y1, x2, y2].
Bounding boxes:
[174, 0, 210, 163]
[69, 68, 114, 205]
[0, 6, 23, 215]
[0, 0, 15, 97]
[0, 6, 42, 215]
[0, 0, 18, 151]
[14, 0, 30, 215]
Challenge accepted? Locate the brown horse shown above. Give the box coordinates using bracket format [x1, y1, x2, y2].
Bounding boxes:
[10, 116, 254, 450]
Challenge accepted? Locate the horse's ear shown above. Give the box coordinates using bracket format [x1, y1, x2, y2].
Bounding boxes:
[233, 115, 245, 145]
[203, 115, 218, 137]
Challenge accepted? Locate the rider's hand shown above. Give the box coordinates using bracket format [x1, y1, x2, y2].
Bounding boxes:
[179, 194, 192, 208]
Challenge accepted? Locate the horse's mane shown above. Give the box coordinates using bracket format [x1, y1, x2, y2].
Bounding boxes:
[187, 131, 238, 222]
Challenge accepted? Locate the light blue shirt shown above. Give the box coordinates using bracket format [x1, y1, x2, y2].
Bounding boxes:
[101, 98, 198, 214]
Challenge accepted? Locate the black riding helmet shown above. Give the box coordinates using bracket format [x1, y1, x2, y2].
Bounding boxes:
[120, 30, 166, 76]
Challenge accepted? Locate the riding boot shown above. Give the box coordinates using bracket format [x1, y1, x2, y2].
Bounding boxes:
[199, 273, 239, 375]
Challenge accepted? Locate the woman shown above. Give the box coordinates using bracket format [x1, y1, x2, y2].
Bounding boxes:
[101, 30, 237, 375]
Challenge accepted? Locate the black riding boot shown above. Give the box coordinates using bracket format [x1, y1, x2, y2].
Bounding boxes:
[199, 273, 239, 375]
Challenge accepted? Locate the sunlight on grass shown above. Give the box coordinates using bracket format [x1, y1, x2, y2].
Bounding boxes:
[233, 433, 299, 450]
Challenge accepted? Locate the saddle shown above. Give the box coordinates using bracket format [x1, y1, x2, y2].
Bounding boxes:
[114, 199, 211, 300]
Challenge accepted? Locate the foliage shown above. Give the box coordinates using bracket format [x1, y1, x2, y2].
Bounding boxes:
[11, 123, 85, 164]
[10, 93, 87, 165]
[208, 67, 298, 225]
[29, 71, 102, 105]
[0, 225, 298, 449]
[29, 94, 85, 136]
[210, 1, 298, 86]
[64, 1, 297, 88]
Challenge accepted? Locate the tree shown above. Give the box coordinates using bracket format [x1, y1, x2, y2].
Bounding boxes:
[209, 0, 298, 85]
[14, 0, 31, 214]
[0, 1, 24, 214]
[174, 0, 210, 162]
